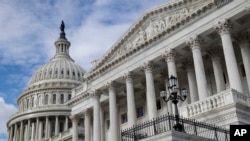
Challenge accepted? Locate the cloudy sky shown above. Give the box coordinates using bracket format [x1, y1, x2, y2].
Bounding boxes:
[0, 0, 170, 140]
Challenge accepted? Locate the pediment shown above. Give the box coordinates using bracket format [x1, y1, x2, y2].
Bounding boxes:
[87, 0, 226, 79]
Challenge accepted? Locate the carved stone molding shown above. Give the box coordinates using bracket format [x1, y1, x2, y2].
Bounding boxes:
[186, 35, 203, 50]
[141, 61, 154, 73]
[207, 45, 223, 57]
[90, 90, 101, 99]
[106, 81, 116, 91]
[70, 114, 79, 122]
[162, 49, 176, 62]
[213, 19, 233, 35]
[123, 71, 134, 80]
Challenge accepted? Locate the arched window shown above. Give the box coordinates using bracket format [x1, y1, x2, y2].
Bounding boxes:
[52, 94, 56, 104]
[45, 95, 48, 105]
[27, 99, 29, 109]
[31, 97, 35, 107]
[60, 94, 64, 104]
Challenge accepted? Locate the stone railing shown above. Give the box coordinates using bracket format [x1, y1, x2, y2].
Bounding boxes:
[180, 89, 250, 117]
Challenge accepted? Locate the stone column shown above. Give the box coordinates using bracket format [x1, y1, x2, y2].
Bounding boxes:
[106, 82, 119, 141]
[100, 107, 105, 141]
[19, 121, 23, 141]
[45, 116, 49, 139]
[24, 125, 27, 141]
[186, 36, 209, 100]
[84, 110, 91, 141]
[14, 124, 17, 141]
[38, 121, 43, 140]
[207, 46, 226, 93]
[70, 115, 79, 141]
[93, 91, 101, 141]
[64, 116, 68, 131]
[123, 72, 137, 126]
[35, 118, 39, 140]
[31, 122, 35, 141]
[214, 20, 243, 93]
[141, 61, 157, 119]
[55, 116, 59, 135]
[235, 31, 250, 94]
[26, 119, 31, 141]
[183, 60, 199, 103]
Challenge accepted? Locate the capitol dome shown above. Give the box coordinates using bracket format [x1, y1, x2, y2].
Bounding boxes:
[7, 21, 86, 140]
[27, 22, 85, 87]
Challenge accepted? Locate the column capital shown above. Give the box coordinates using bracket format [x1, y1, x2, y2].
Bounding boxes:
[70, 115, 79, 122]
[141, 61, 154, 72]
[106, 81, 116, 91]
[213, 19, 233, 35]
[90, 90, 101, 99]
[123, 71, 134, 80]
[207, 45, 223, 57]
[234, 31, 250, 45]
[162, 49, 176, 62]
[186, 35, 203, 50]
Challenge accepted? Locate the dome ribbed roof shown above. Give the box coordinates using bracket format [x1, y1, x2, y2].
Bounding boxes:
[28, 21, 85, 86]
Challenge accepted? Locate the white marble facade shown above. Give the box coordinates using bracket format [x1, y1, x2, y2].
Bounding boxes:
[7, 0, 250, 141]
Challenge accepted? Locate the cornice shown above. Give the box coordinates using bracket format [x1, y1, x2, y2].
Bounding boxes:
[86, 0, 217, 80]
[67, 91, 91, 107]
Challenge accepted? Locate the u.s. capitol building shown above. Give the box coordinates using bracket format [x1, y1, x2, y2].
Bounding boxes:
[7, 0, 250, 141]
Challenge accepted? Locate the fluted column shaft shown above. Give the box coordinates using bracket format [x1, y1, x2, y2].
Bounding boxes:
[64, 116, 68, 131]
[71, 115, 79, 141]
[14, 124, 17, 141]
[26, 119, 31, 140]
[214, 20, 243, 92]
[142, 62, 157, 119]
[124, 72, 137, 126]
[45, 117, 49, 139]
[19, 121, 23, 141]
[84, 111, 91, 141]
[55, 116, 59, 135]
[35, 118, 39, 140]
[38, 121, 42, 140]
[107, 82, 119, 141]
[93, 92, 101, 141]
[182, 60, 199, 103]
[31, 123, 35, 141]
[235, 31, 250, 94]
[187, 36, 209, 100]
[100, 107, 105, 141]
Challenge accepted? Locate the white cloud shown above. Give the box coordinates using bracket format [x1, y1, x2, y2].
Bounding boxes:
[0, 97, 18, 135]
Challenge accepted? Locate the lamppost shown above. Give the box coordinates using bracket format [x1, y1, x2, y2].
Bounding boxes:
[160, 75, 188, 132]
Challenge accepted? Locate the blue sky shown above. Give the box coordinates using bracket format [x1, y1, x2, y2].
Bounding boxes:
[0, 0, 169, 140]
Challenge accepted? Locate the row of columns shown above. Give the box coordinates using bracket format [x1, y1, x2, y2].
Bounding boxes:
[8, 116, 69, 141]
[71, 19, 250, 141]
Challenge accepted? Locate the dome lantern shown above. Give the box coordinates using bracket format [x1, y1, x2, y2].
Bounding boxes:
[54, 20, 72, 60]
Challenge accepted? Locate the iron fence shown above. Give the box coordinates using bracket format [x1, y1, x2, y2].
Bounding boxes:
[121, 113, 229, 141]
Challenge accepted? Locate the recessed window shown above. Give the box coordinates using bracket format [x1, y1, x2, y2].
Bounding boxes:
[137, 107, 144, 118]
[52, 94, 56, 104]
[68, 94, 71, 100]
[60, 94, 64, 104]
[59, 121, 64, 132]
[61, 70, 64, 75]
[157, 99, 162, 110]
[121, 113, 128, 124]
[45, 95, 48, 105]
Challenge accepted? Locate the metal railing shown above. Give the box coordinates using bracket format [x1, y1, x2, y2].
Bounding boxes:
[121, 113, 229, 141]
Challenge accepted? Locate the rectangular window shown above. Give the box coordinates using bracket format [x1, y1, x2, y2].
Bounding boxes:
[121, 113, 128, 124]
[137, 107, 144, 118]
